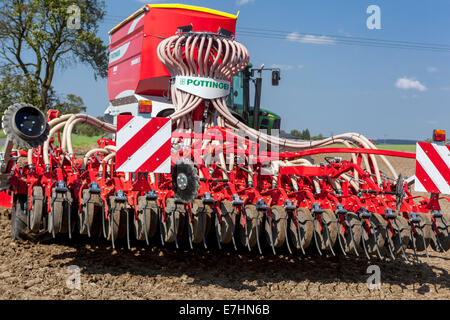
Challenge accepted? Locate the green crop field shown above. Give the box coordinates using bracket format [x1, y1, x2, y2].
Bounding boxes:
[374, 144, 416, 152]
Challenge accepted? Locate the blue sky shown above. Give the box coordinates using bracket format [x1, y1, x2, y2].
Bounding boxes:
[52, 0, 450, 140]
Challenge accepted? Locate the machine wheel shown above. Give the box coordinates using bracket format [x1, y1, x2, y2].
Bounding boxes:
[135, 196, 159, 241]
[288, 207, 314, 251]
[161, 198, 185, 244]
[172, 159, 199, 203]
[364, 212, 387, 254]
[29, 186, 44, 233]
[48, 189, 70, 235]
[392, 215, 411, 255]
[338, 212, 362, 254]
[239, 204, 263, 249]
[189, 199, 212, 244]
[1, 103, 49, 149]
[413, 212, 433, 252]
[430, 213, 450, 252]
[11, 195, 30, 240]
[215, 200, 236, 245]
[314, 209, 338, 251]
[79, 190, 102, 237]
[264, 206, 287, 249]
[105, 197, 128, 241]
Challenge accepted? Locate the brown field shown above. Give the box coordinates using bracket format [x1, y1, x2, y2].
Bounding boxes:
[0, 155, 448, 300]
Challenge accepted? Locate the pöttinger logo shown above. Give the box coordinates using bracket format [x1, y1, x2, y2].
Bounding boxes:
[175, 76, 231, 99]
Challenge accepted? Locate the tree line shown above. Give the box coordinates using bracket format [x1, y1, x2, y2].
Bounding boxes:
[280, 128, 324, 141]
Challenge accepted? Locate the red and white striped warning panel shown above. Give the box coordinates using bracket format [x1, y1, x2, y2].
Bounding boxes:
[116, 116, 171, 173]
[415, 142, 450, 195]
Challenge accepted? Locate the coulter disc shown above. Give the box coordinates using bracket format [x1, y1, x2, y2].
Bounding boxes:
[288, 207, 313, 251]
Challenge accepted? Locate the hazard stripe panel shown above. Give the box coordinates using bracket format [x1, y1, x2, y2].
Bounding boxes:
[415, 142, 450, 195]
[116, 116, 171, 173]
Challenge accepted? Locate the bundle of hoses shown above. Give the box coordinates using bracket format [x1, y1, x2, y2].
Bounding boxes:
[157, 32, 398, 185]
[30, 114, 117, 168]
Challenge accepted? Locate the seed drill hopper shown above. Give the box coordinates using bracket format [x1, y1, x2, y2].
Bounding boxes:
[1, 4, 449, 260]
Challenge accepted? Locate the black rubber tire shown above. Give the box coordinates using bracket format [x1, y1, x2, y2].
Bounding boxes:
[1, 103, 49, 149]
[11, 194, 49, 242]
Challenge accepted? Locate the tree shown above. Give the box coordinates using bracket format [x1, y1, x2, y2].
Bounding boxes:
[302, 129, 310, 140]
[0, 0, 108, 110]
[55, 93, 86, 114]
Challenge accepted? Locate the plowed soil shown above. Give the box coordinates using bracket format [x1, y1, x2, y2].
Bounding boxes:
[0, 155, 448, 300]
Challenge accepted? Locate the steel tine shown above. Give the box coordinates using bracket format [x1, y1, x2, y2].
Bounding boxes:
[431, 219, 445, 252]
[360, 221, 371, 260]
[346, 215, 359, 256]
[110, 208, 116, 250]
[409, 223, 419, 263]
[284, 215, 292, 254]
[296, 219, 306, 255]
[369, 220, 383, 260]
[85, 193, 91, 238]
[255, 212, 263, 255]
[214, 211, 222, 250]
[418, 227, 429, 259]
[51, 198, 56, 238]
[102, 201, 107, 239]
[230, 207, 238, 251]
[393, 218, 408, 260]
[323, 216, 335, 256]
[385, 221, 396, 260]
[173, 210, 179, 249]
[312, 214, 322, 256]
[67, 197, 72, 239]
[265, 211, 276, 255]
[187, 211, 193, 250]
[158, 206, 165, 246]
[243, 210, 251, 252]
[336, 218, 347, 256]
[142, 204, 150, 246]
[126, 210, 131, 250]
[201, 206, 207, 249]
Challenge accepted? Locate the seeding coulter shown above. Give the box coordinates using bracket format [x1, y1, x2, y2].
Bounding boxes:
[0, 4, 449, 260]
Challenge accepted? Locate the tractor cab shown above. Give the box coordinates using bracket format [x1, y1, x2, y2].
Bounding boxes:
[226, 63, 281, 134]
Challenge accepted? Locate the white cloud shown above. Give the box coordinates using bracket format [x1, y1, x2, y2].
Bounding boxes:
[427, 66, 438, 73]
[395, 77, 427, 92]
[271, 64, 293, 71]
[297, 65, 304, 69]
[286, 32, 336, 45]
[236, 0, 255, 5]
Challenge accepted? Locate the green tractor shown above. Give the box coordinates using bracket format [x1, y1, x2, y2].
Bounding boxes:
[226, 63, 281, 134]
